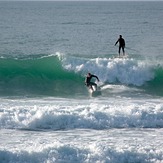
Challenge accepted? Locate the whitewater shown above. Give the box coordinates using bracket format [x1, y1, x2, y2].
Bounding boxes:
[0, 1, 163, 163]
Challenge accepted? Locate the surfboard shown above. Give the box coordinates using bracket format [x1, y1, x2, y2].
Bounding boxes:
[88, 86, 101, 97]
[113, 54, 128, 59]
[91, 90, 102, 97]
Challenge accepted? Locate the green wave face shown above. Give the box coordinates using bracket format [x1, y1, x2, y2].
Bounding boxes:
[144, 66, 163, 96]
[0, 56, 85, 96]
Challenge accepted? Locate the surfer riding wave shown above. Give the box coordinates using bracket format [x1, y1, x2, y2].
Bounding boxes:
[85, 73, 100, 91]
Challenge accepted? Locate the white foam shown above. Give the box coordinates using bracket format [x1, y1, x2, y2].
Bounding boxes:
[0, 97, 163, 162]
[61, 56, 154, 86]
[0, 97, 163, 130]
[0, 128, 163, 163]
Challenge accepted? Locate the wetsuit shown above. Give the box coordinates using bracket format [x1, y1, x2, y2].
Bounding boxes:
[85, 74, 99, 89]
[115, 36, 125, 55]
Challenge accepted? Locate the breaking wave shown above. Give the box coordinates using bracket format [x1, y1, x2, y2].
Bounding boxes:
[0, 53, 162, 96]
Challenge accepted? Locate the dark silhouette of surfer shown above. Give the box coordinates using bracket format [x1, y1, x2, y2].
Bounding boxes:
[85, 73, 99, 91]
[115, 35, 125, 56]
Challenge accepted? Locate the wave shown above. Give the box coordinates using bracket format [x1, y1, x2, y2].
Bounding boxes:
[144, 65, 163, 96]
[0, 54, 84, 96]
[1, 98, 163, 130]
[62, 55, 155, 86]
[0, 53, 162, 96]
[61, 54, 163, 96]
[1, 144, 162, 163]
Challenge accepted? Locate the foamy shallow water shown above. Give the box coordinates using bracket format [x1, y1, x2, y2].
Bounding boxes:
[0, 128, 163, 163]
[0, 96, 163, 162]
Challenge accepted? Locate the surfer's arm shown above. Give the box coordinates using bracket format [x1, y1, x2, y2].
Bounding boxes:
[115, 39, 119, 46]
[92, 75, 100, 82]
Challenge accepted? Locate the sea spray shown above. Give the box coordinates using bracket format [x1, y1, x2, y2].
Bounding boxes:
[61, 54, 154, 86]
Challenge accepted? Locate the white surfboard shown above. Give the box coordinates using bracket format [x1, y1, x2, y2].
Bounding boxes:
[113, 54, 128, 59]
[88, 86, 101, 97]
[91, 90, 102, 97]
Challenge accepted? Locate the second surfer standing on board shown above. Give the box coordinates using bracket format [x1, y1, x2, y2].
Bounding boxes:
[115, 35, 125, 56]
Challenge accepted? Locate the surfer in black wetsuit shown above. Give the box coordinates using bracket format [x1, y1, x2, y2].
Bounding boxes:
[115, 35, 125, 56]
[85, 73, 100, 91]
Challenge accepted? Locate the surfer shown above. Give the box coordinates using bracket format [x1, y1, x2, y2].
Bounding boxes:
[115, 35, 125, 56]
[85, 72, 100, 91]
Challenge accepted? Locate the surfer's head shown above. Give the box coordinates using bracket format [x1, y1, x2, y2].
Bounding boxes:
[120, 35, 122, 38]
[88, 72, 91, 76]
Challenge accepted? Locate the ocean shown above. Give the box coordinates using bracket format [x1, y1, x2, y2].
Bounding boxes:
[0, 1, 163, 163]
